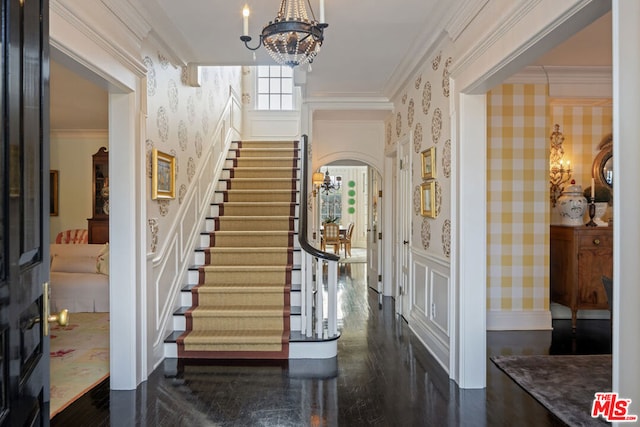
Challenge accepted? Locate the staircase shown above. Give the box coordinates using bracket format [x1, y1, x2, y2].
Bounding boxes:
[164, 139, 339, 360]
[173, 141, 300, 359]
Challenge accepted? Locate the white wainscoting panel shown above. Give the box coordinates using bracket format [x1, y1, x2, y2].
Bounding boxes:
[431, 270, 449, 336]
[409, 250, 451, 373]
[244, 110, 300, 139]
[413, 263, 426, 312]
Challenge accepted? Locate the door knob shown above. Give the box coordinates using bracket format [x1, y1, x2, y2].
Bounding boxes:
[48, 309, 69, 327]
[403, 240, 409, 245]
[25, 309, 69, 332]
[42, 282, 69, 336]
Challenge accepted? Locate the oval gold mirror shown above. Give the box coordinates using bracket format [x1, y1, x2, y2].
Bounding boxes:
[592, 133, 613, 189]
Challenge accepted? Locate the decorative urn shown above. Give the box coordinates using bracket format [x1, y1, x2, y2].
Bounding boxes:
[557, 183, 587, 226]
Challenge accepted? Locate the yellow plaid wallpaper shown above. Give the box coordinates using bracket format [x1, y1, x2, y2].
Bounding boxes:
[487, 84, 549, 311]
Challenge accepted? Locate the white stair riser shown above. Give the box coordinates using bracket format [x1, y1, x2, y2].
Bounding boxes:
[164, 342, 178, 358]
[220, 169, 301, 180]
[181, 291, 192, 306]
[290, 314, 301, 331]
[174, 315, 186, 331]
[291, 290, 301, 306]
[187, 269, 302, 286]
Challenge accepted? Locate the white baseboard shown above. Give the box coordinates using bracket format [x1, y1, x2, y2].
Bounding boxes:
[487, 310, 553, 330]
[289, 340, 337, 359]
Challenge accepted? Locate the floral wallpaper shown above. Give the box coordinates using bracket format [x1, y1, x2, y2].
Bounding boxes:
[387, 46, 454, 259]
[143, 46, 242, 253]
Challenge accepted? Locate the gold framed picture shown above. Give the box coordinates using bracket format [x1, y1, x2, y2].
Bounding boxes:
[50, 170, 59, 216]
[421, 146, 436, 179]
[420, 181, 436, 218]
[152, 149, 176, 200]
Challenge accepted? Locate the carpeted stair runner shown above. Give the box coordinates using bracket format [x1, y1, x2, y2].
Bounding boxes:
[177, 141, 298, 359]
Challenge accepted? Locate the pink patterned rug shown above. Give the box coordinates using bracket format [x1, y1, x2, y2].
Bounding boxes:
[50, 312, 110, 418]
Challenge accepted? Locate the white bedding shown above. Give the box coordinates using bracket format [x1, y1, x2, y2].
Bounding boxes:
[49, 243, 110, 312]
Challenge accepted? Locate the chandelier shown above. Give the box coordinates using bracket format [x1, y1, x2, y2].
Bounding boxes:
[241, 0, 328, 68]
[313, 170, 341, 195]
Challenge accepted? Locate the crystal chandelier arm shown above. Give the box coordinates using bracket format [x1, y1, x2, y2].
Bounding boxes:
[240, 35, 263, 51]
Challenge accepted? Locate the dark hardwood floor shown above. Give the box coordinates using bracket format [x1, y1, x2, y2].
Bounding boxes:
[51, 263, 611, 426]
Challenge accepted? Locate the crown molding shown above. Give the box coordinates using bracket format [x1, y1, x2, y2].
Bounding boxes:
[384, 0, 467, 101]
[383, 0, 487, 101]
[502, 65, 549, 84]
[50, 129, 109, 141]
[385, 31, 447, 102]
[305, 97, 394, 111]
[445, 0, 490, 42]
[450, 0, 611, 94]
[451, 0, 544, 85]
[101, 0, 150, 41]
[505, 65, 612, 98]
[51, 0, 147, 77]
[128, 0, 196, 66]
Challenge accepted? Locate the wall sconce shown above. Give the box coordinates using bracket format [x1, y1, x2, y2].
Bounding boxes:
[549, 124, 572, 207]
[312, 172, 324, 196]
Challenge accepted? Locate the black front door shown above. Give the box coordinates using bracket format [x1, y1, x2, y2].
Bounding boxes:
[0, 0, 50, 425]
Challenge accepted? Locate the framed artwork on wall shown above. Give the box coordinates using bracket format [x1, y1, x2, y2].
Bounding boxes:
[152, 149, 176, 200]
[421, 146, 436, 179]
[50, 170, 59, 216]
[420, 181, 436, 218]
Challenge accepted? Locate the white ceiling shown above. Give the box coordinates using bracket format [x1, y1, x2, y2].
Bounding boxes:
[50, 4, 612, 130]
[144, 0, 465, 100]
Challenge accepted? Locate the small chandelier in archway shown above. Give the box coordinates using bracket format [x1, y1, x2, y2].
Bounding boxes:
[313, 170, 341, 195]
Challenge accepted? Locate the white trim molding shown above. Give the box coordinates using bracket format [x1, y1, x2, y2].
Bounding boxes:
[505, 65, 612, 98]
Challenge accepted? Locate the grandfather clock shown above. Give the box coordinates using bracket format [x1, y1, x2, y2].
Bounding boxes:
[88, 146, 109, 243]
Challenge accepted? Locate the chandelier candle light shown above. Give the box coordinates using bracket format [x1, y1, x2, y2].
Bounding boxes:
[240, 0, 328, 68]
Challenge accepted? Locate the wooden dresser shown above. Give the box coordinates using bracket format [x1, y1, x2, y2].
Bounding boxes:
[550, 225, 612, 330]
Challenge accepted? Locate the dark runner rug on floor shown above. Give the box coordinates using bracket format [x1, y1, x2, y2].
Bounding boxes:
[491, 354, 611, 426]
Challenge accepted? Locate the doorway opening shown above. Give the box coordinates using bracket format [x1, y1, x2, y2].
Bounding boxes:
[49, 57, 110, 417]
[315, 163, 383, 292]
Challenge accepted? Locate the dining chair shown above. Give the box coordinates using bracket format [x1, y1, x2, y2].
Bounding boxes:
[340, 223, 354, 257]
[322, 222, 341, 254]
